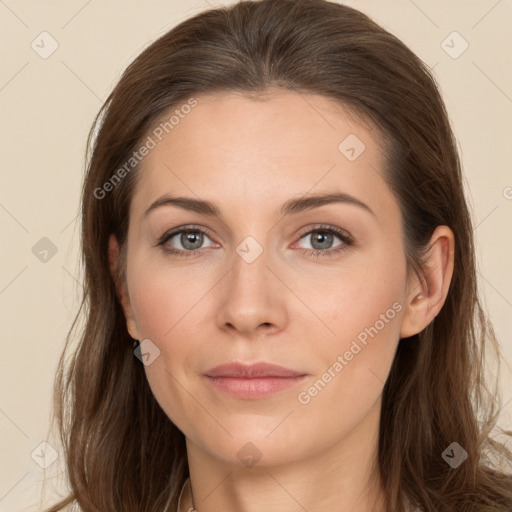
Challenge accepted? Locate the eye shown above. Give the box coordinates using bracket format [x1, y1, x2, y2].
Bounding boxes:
[157, 225, 217, 257]
[156, 224, 354, 259]
[295, 225, 354, 258]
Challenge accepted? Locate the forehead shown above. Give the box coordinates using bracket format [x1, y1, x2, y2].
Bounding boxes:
[129, 89, 395, 222]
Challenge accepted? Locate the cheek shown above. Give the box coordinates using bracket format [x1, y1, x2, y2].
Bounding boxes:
[127, 257, 207, 341]
[126, 260, 210, 410]
[292, 261, 405, 447]
[310, 245, 406, 343]
[304, 245, 406, 393]
[128, 264, 203, 430]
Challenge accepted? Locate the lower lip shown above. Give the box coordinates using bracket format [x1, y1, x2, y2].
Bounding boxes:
[204, 375, 308, 399]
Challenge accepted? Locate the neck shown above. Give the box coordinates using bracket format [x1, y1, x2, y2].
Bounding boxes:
[182, 400, 386, 512]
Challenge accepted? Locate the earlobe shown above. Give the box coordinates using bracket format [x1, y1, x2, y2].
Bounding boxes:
[108, 234, 140, 341]
[399, 226, 455, 339]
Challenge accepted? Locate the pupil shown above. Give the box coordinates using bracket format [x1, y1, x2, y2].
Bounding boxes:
[182, 231, 202, 250]
[313, 232, 332, 250]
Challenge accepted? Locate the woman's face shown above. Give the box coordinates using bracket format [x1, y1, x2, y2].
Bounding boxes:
[112, 89, 416, 469]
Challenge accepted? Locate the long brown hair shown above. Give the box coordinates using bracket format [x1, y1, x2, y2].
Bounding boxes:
[45, 1, 512, 510]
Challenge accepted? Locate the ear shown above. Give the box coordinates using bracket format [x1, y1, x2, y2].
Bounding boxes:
[108, 234, 140, 341]
[400, 225, 455, 339]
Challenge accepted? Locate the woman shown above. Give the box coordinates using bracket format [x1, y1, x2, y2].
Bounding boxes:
[45, 0, 512, 510]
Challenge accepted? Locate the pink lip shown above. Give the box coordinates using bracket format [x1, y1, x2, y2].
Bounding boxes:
[204, 362, 308, 399]
[204, 362, 305, 378]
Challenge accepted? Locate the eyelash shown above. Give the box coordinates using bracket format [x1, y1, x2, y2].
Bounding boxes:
[156, 224, 354, 259]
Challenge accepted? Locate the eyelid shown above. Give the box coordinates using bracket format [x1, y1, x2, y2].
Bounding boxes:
[295, 224, 353, 243]
[155, 224, 217, 246]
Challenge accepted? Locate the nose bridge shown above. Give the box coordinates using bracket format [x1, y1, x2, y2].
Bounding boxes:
[230, 233, 271, 297]
[215, 231, 287, 335]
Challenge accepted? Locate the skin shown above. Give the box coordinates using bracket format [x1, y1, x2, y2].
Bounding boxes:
[109, 89, 455, 512]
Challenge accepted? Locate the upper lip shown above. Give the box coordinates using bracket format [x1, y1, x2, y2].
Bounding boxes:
[204, 362, 306, 378]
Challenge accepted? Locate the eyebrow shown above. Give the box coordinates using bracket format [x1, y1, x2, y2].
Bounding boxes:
[143, 192, 375, 218]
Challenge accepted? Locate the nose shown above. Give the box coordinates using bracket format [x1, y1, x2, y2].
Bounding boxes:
[215, 243, 289, 339]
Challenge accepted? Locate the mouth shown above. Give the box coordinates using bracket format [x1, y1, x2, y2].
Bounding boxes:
[203, 361, 308, 399]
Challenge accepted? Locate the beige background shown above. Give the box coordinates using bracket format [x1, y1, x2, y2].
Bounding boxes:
[1, 0, 511, 509]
